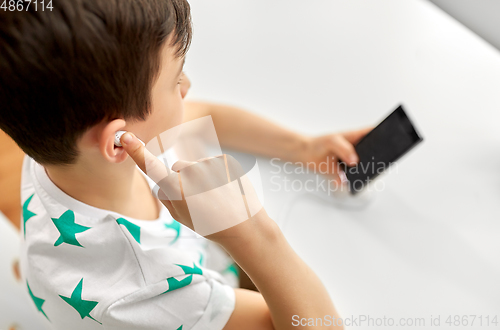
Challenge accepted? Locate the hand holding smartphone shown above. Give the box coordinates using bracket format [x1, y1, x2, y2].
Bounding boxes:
[343, 105, 423, 195]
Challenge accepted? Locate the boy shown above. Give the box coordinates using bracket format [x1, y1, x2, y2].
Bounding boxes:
[0, 0, 370, 328]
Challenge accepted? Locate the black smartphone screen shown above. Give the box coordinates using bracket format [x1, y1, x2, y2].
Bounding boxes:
[344, 105, 423, 194]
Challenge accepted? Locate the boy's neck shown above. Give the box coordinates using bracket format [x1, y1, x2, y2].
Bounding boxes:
[44, 156, 160, 220]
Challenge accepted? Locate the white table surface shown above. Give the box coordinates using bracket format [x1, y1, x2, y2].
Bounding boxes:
[185, 0, 500, 328]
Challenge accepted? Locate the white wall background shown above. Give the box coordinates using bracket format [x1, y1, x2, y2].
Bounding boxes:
[428, 0, 500, 51]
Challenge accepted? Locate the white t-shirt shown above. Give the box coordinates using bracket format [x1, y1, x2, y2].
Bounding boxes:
[19, 155, 238, 330]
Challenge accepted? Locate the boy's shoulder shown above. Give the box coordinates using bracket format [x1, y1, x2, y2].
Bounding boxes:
[19, 155, 235, 329]
[19, 154, 206, 262]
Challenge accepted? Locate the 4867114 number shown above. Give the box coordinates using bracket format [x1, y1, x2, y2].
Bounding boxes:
[1, 0, 53, 11]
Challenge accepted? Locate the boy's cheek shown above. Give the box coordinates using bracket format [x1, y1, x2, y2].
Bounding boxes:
[137, 95, 184, 143]
[162, 100, 185, 134]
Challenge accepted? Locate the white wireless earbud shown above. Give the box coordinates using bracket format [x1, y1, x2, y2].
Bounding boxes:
[114, 131, 126, 147]
[114, 130, 145, 147]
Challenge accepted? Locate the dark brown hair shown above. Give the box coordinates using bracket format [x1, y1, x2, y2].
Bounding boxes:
[0, 0, 192, 165]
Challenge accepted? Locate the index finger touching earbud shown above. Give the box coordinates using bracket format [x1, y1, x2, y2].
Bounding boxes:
[120, 132, 171, 183]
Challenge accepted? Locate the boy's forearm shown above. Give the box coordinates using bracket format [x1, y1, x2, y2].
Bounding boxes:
[184, 100, 310, 163]
[211, 211, 343, 329]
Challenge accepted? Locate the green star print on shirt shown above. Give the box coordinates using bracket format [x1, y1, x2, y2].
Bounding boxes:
[19, 156, 236, 329]
[116, 217, 141, 244]
[164, 219, 181, 244]
[224, 263, 239, 279]
[27, 280, 50, 321]
[164, 263, 203, 293]
[59, 278, 101, 324]
[22, 194, 36, 239]
[51, 210, 91, 247]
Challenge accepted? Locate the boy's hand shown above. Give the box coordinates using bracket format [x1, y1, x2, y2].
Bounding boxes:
[121, 131, 344, 330]
[120, 132, 262, 238]
[298, 126, 373, 186]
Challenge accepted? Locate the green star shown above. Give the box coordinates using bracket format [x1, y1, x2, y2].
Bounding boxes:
[22, 194, 37, 239]
[51, 210, 90, 247]
[59, 278, 101, 324]
[165, 275, 193, 293]
[223, 263, 240, 279]
[163, 263, 203, 294]
[116, 218, 141, 244]
[164, 219, 181, 244]
[198, 252, 204, 266]
[27, 281, 50, 321]
[176, 326, 183, 330]
[175, 262, 203, 276]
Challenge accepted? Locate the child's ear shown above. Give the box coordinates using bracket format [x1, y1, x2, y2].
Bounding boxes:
[99, 119, 128, 163]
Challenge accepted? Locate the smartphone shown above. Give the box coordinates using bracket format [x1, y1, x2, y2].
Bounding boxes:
[343, 105, 423, 195]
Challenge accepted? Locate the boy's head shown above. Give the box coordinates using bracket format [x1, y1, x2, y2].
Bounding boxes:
[0, 0, 192, 166]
